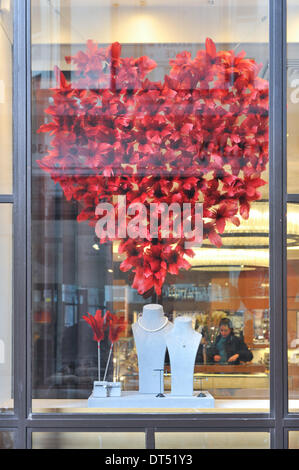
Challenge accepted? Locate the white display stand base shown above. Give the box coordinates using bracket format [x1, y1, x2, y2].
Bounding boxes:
[88, 391, 214, 409]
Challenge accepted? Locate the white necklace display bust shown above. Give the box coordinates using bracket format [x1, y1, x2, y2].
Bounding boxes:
[165, 316, 202, 396]
[89, 308, 215, 408]
[132, 304, 173, 394]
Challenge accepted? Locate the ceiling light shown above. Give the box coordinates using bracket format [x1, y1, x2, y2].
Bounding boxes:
[0, 0, 10, 12]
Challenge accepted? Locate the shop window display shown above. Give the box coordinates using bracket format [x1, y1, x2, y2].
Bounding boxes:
[287, 1, 299, 414]
[31, 0, 270, 413]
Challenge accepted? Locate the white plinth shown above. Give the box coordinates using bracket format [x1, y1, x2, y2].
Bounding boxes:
[87, 391, 214, 409]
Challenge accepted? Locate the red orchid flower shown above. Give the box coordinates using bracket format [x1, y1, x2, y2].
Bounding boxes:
[105, 313, 128, 344]
[82, 309, 106, 343]
[207, 202, 240, 234]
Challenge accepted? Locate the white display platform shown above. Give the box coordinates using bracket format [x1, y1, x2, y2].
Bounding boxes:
[88, 391, 215, 409]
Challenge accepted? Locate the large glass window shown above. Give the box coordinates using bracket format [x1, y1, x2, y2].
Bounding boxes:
[0, 1, 13, 194]
[155, 432, 270, 449]
[0, 205, 13, 413]
[287, 0, 299, 193]
[287, 1, 299, 413]
[288, 203, 299, 412]
[31, 0, 270, 413]
[0, 1, 13, 415]
[289, 431, 299, 449]
[0, 431, 15, 449]
[32, 432, 145, 449]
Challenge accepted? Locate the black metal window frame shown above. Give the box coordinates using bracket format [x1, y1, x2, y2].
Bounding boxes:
[1, 0, 299, 449]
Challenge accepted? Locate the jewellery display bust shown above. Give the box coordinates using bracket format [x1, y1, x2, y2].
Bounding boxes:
[88, 307, 214, 408]
[132, 304, 173, 394]
[165, 316, 202, 396]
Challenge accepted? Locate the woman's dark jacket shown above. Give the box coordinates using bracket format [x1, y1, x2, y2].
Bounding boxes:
[208, 333, 253, 365]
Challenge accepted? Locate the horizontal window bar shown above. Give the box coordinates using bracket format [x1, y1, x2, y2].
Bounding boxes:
[287, 194, 299, 203]
[0, 419, 18, 427]
[283, 418, 299, 428]
[0, 195, 14, 203]
[25, 416, 276, 429]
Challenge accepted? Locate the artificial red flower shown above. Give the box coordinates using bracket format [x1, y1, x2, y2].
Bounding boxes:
[37, 38, 269, 296]
[105, 313, 128, 344]
[206, 202, 240, 234]
[83, 309, 106, 342]
[204, 222, 223, 248]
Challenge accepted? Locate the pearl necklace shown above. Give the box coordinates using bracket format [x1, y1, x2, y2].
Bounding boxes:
[137, 315, 169, 333]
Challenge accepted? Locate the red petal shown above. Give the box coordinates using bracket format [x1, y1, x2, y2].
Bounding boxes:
[54, 66, 68, 89]
[208, 230, 223, 248]
[205, 38, 216, 58]
[111, 42, 121, 60]
[216, 217, 226, 234]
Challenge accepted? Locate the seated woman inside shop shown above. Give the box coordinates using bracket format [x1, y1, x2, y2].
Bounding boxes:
[208, 318, 253, 365]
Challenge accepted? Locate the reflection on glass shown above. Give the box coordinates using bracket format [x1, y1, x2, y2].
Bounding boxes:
[287, 203, 299, 412]
[289, 431, 299, 449]
[0, 205, 13, 413]
[155, 432, 270, 449]
[0, 431, 14, 449]
[32, 432, 145, 449]
[31, 0, 269, 413]
[0, 1, 13, 193]
[287, 0, 299, 192]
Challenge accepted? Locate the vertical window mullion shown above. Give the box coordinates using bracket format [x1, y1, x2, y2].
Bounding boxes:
[269, 0, 287, 448]
[13, 0, 29, 448]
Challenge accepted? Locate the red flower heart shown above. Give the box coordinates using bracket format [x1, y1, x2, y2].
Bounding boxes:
[37, 38, 269, 296]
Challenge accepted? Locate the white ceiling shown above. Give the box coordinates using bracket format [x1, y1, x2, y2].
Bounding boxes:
[40, 0, 267, 8]
[31, 0, 269, 44]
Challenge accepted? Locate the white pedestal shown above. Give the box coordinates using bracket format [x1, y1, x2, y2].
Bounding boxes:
[87, 391, 214, 409]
